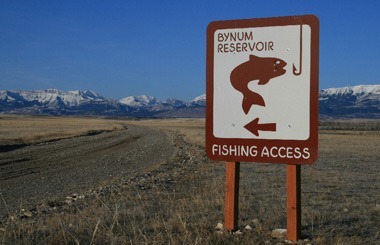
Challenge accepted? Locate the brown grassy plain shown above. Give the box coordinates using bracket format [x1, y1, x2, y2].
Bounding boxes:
[0, 117, 379, 244]
[0, 115, 127, 147]
[130, 119, 380, 244]
[127, 118, 206, 146]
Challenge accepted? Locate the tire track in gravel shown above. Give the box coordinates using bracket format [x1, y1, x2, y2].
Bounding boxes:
[0, 124, 174, 218]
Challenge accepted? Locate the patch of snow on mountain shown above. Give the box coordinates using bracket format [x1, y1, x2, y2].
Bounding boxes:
[0, 91, 11, 100]
[18, 89, 61, 106]
[69, 90, 103, 99]
[192, 94, 206, 102]
[164, 98, 185, 107]
[188, 94, 206, 106]
[119, 95, 161, 108]
[320, 85, 380, 97]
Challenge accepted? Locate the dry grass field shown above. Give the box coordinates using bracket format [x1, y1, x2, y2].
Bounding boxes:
[129, 118, 380, 244]
[127, 118, 206, 146]
[0, 116, 379, 244]
[0, 115, 127, 147]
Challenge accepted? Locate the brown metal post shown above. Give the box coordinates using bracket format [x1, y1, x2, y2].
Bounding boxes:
[286, 164, 301, 241]
[224, 161, 240, 231]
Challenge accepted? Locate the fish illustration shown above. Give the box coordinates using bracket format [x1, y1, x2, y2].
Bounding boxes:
[230, 54, 287, 114]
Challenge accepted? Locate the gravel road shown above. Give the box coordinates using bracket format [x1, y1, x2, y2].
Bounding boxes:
[0, 124, 174, 219]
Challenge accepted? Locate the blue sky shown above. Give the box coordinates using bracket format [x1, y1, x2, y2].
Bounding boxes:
[0, 0, 379, 100]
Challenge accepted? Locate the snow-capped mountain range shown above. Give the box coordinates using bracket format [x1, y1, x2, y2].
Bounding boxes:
[0, 89, 206, 117]
[0, 89, 105, 107]
[0, 85, 379, 118]
[319, 85, 380, 118]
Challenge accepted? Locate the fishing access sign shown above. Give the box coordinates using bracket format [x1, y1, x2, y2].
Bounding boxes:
[206, 15, 319, 164]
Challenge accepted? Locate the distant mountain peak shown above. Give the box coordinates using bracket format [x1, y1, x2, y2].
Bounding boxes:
[192, 94, 206, 102]
[119, 95, 161, 108]
[188, 94, 206, 107]
[0, 89, 112, 114]
[68, 90, 103, 98]
[319, 84, 380, 118]
[163, 98, 185, 107]
[320, 84, 380, 96]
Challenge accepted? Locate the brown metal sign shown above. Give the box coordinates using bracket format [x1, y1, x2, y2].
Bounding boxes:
[206, 15, 319, 164]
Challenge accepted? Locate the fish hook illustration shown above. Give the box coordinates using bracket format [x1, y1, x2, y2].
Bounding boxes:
[293, 24, 302, 76]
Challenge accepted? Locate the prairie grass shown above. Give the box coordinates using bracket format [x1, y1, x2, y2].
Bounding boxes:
[127, 118, 206, 147]
[0, 115, 127, 146]
[320, 119, 380, 131]
[0, 118, 379, 244]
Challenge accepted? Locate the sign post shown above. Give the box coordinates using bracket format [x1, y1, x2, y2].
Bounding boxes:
[286, 164, 301, 240]
[206, 15, 319, 241]
[225, 162, 240, 231]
